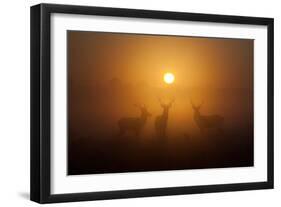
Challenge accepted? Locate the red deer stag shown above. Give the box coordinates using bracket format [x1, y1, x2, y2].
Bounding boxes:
[190, 100, 224, 133]
[118, 104, 151, 137]
[155, 98, 175, 139]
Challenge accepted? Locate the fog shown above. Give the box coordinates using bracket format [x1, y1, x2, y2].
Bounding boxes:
[69, 79, 252, 140]
[67, 31, 253, 175]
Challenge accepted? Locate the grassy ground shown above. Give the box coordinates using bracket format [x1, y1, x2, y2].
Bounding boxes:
[68, 126, 253, 175]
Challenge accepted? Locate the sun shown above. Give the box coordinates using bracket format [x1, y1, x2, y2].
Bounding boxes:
[163, 72, 175, 84]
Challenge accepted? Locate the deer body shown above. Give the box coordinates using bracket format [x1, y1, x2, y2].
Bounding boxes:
[118, 105, 151, 137]
[194, 111, 224, 132]
[155, 99, 174, 138]
[191, 100, 224, 133]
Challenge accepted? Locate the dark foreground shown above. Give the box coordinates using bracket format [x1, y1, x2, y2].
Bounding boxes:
[68, 128, 253, 175]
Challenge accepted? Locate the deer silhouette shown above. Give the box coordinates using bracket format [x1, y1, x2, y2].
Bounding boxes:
[155, 98, 175, 139]
[190, 100, 224, 133]
[118, 104, 151, 137]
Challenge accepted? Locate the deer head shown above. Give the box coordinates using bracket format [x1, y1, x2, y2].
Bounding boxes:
[134, 104, 152, 117]
[190, 99, 203, 114]
[158, 98, 175, 115]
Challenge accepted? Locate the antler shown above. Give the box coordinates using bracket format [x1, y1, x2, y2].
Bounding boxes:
[198, 101, 204, 108]
[168, 97, 175, 106]
[190, 100, 203, 109]
[158, 97, 164, 105]
[189, 96, 203, 108]
[189, 98, 195, 107]
[157, 97, 166, 108]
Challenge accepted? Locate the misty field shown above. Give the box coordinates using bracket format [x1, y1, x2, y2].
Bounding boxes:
[68, 126, 253, 175]
[67, 31, 253, 175]
[68, 85, 253, 175]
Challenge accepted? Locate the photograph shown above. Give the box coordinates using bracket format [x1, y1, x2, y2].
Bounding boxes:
[30, 3, 273, 203]
[67, 31, 254, 175]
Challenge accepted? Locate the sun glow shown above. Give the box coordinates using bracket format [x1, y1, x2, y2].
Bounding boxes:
[164, 73, 175, 84]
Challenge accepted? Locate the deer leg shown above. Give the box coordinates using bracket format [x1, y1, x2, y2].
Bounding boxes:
[135, 129, 140, 137]
[162, 130, 166, 139]
[199, 127, 204, 134]
[218, 127, 224, 134]
[118, 128, 125, 137]
[159, 129, 164, 139]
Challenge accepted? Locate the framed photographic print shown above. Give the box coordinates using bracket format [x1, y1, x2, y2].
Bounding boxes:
[30, 3, 274, 203]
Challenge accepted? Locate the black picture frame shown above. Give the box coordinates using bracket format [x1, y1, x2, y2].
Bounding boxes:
[30, 3, 274, 204]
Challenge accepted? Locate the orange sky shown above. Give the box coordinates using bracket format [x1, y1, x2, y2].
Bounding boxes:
[68, 31, 253, 89]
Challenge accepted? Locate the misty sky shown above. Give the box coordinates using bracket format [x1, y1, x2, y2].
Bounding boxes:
[68, 31, 253, 90]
